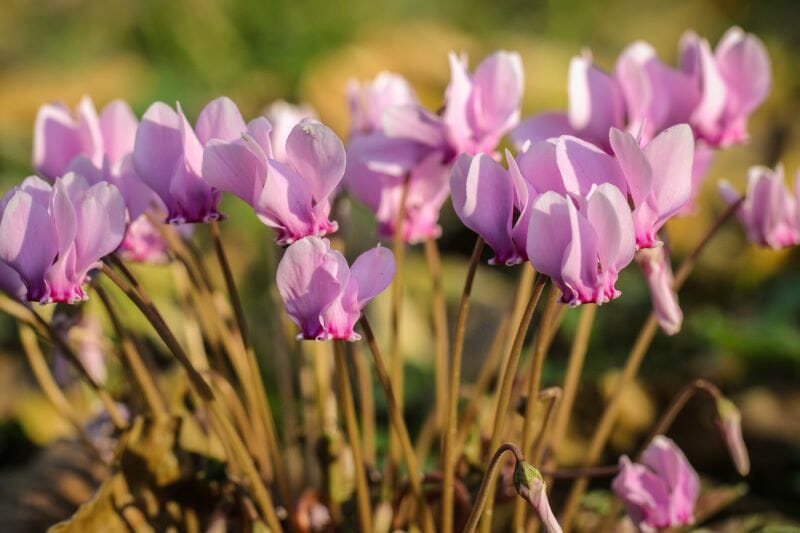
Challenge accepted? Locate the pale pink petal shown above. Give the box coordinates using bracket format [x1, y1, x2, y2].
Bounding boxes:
[195, 96, 247, 145]
[276, 237, 347, 340]
[202, 138, 267, 207]
[450, 153, 517, 264]
[0, 190, 58, 302]
[99, 100, 138, 167]
[644, 124, 694, 225]
[285, 119, 346, 203]
[510, 113, 575, 150]
[584, 183, 636, 273]
[470, 50, 524, 135]
[349, 245, 396, 307]
[382, 105, 446, 148]
[568, 52, 624, 149]
[33, 103, 83, 179]
[556, 136, 627, 196]
[609, 127, 653, 208]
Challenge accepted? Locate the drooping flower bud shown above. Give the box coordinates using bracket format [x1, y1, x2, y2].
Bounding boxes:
[715, 396, 750, 476]
[513, 461, 563, 533]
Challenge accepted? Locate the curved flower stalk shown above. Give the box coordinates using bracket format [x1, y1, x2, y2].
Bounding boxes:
[719, 164, 800, 249]
[526, 184, 636, 306]
[613, 436, 700, 532]
[264, 100, 317, 162]
[133, 100, 227, 224]
[276, 237, 395, 341]
[201, 97, 346, 244]
[0, 173, 125, 304]
[345, 51, 524, 242]
[34, 97, 175, 263]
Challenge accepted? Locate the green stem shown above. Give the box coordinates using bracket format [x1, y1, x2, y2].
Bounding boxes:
[480, 275, 548, 533]
[559, 198, 745, 532]
[464, 443, 526, 533]
[333, 341, 373, 533]
[441, 236, 485, 533]
[360, 316, 435, 533]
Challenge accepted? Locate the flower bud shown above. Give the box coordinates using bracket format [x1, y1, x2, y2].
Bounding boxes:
[513, 461, 563, 533]
[715, 396, 750, 476]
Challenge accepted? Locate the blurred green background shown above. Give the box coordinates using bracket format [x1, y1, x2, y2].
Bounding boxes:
[0, 0, 799, 529]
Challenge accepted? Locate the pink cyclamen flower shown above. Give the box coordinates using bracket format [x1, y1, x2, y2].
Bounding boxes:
[615, 41, 699, 144]
[345, 71, 450, 243]
[527, 183, 635, 306]
[35, 97, 174, 263]
[718, 164, 800, 249]
[345, 51, 523, 243]
[265, 100, 317, 162]
[610, 124, 695, 248]
[714, 397, 750, 476]
[613, 436, 700, 532]
[680, 27, 771, 148]
[276, 237, 395, 341]
[201, 97, 345, 244]
[443, 50, 524, 155]
[134, 100, 226, 224]
[347, 72, 418, 135]
[0, 174, 125, 304]
[449, 150, 532, 265]
[512, 51, 625, 152]
[636, 247, 682, 335]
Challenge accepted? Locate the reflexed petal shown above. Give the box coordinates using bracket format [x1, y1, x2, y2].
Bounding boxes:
[609, 127, 652, 208]
[450, 153, 516, 263]
[349, 245, 395, 307]
[527, 192, 574, 280]
[257, 160, 317, 244]
[510, 113, 575, 150]
[195, 96, 247, 145]
[203, 138, 267, 207]
[556, 136, 627, 196]
[133, 102, 184, 204]
[0, 190, 58, 301]
[715, 27, 771, 118]
[33, 103, 83, 179]
[568, 53, 624, 148]
[471, 50, 524, 134]
[285, 120, 346, 202]
[382, 105, 446, 148]
[99, 100, 138, 166]
[276, 237, 347, 339]
[644, 124, 694, 225]
[584, 183, 635, 272]
[73, 183, 126, 274]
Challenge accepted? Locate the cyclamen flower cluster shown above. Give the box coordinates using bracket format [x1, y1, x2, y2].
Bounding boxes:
[0, 174, 125, 303]
[613, 436, 700, 532]
[450, 124, 694, 306]
[719, 164, 800, 249]
[34, 97, 174, 263]
[512, 27, 770, 206]
[345, 51, 524, 243]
